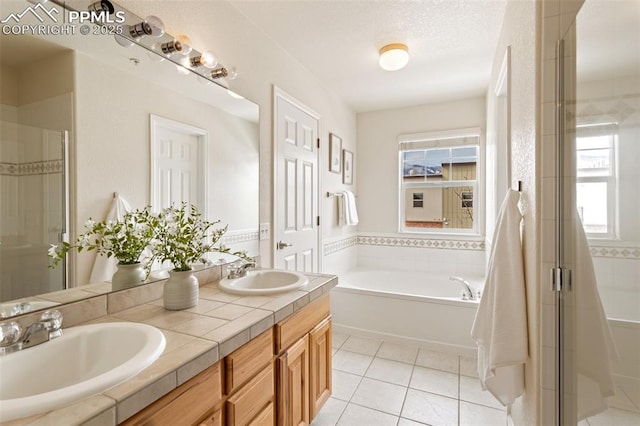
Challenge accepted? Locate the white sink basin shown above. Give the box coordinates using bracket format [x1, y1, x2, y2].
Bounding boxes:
[0, 322, 166, 421]
[218, 270, 309, 296]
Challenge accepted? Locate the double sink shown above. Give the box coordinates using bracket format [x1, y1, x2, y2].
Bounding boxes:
[0, 269, 308, 421]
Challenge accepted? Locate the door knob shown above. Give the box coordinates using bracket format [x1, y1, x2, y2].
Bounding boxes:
[277, 240, 292, 250]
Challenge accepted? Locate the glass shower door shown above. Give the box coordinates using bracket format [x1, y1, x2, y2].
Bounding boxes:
[559, 0, 640, 423]
[0, 124, 68, 303]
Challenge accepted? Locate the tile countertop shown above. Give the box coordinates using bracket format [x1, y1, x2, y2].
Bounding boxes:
[3, 272, 338, 426]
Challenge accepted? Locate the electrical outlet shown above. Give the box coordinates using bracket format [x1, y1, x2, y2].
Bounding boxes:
[259, 223, 270, 241]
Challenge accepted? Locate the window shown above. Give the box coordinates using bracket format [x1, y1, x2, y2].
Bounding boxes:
[412, 193, 424, 208]
[399, 128, 481, 233]
[576, 123, 617, 238]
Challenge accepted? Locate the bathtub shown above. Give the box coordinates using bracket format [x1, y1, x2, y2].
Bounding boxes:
[331, 268, 483, 355]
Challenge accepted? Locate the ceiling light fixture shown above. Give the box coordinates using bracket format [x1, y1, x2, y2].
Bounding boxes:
[379, 43, 409, 71]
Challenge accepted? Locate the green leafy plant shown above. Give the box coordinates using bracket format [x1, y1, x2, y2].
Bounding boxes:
[48, 206, 155, 268]
[149, 203, 251, 272]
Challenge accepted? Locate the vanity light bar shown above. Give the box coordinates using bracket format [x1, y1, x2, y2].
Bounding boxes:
[45, 0, 237, 87]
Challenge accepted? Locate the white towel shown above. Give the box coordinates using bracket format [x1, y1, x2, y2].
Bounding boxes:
[338, 190, 359, 226]
[471, 189, 528, 406]
[88, 194, 131, 283]
[575, 212, 616, 420]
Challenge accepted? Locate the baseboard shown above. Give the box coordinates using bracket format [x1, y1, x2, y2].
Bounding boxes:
[333, 323, 477, 357]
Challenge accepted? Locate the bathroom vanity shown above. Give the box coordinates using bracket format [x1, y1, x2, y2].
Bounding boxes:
[122, 294, 333, 426]
[1, 267, 336, 425]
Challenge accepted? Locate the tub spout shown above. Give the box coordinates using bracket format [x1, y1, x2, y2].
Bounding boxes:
[449, 276, 476, 300]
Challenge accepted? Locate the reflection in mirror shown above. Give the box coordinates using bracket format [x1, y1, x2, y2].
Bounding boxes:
[0, 0, 260, 318]
[577, 0, 639, 323]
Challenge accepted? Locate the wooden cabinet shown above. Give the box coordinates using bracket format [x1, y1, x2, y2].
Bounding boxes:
[275, 295, 332, 426]
[226, 362, 275, 426]
[122, 295, 331, 426]
[121, 363, 222, 426]
[199, 409, 223, 426]
[276, 334, 309, 426]
[309, 316, 332, 419]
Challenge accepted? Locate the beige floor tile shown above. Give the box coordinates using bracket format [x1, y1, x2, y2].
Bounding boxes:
[401, 388, 458, 426]
[410, 365, 459, 398]
[337, 403, 398, 426]
[350, 378, 407, 416]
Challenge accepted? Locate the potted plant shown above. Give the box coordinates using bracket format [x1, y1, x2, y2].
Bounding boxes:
[149, 203, 249, 310]
[48, 207, 155, 289]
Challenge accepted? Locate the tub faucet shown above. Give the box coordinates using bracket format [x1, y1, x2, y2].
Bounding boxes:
[0, 310, 63, 355]
[449, 276, 476, 300]
[227, 260, 256, 279]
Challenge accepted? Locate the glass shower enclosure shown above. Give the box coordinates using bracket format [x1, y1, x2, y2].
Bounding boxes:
[0, 122, 68, 303]
[558, 0, 640, 423]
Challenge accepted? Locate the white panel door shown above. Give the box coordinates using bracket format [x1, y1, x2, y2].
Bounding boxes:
[274, 89, 320, 273]
[151, 116, 207, 212]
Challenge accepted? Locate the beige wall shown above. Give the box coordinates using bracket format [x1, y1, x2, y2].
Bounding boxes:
[356, 97, 485, 234]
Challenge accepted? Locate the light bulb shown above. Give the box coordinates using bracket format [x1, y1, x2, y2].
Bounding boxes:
[145, 15, 165, 37]
[129, 15, 165, 38]
[175, 35, 193, 55]
[226, 67, 238, 80]
[190, 50, 217, 69]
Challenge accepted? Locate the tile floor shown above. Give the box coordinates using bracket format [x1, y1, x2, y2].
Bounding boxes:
[312, 332, 640, 426]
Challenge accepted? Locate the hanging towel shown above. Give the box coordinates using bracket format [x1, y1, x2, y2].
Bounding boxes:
[88, 194, 131, 283]
[471, 189, 528, 406]
[338, 190, 359, 226]
[575, 212, 616, 420]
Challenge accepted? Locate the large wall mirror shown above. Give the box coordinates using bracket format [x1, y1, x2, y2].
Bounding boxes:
[0, 0, 260, 318]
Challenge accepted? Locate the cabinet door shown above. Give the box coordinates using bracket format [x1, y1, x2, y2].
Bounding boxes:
[277, 334, 310, 426]
[309, 316, 332, 421]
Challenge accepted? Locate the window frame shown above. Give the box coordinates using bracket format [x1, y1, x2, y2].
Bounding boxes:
[575, 122, 618, 240]
[398, 127, 483, 236]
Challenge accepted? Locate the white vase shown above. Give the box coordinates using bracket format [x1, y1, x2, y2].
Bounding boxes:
[163, 269, 199, 310]
[111, 262, 146, 291]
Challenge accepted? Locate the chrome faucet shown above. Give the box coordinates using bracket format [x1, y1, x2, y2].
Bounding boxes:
[227, 260, 256, 279]
[449, 276, 477, 300]
[0, 310, 63, 355]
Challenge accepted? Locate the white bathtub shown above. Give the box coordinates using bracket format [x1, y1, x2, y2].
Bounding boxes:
[331, 268, 483, 355]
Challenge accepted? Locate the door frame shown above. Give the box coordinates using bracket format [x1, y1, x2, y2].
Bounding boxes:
[150, 114, 208, 215]
[272, 86, 321, 271]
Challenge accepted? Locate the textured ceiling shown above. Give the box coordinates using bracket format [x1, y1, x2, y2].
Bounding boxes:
[229, 0, 508, 113]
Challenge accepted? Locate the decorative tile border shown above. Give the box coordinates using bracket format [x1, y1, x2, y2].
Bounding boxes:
[358, 235, 485, 251]
[590, 246, 640, 260]
[323, 234, 485, 255]
[323, 236, 357, 256]
[0, 160, 63, 176]
[219, 230, 259, 245]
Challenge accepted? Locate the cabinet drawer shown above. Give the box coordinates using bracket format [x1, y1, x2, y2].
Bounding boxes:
[275, 294, 330, 354]
[122, 362, 222, 426]
[225, 328, 274, 395]
[226, 362, 274, 426]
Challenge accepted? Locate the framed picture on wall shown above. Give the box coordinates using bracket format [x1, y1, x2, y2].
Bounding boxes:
[329, 133, 342, 173]
[343, 149, 353, 185]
